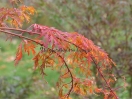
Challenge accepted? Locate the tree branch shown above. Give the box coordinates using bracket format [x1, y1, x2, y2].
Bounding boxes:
[0, 29, 43, 46]
[0, 26, 118, 98]
[0, 29, 73, 98]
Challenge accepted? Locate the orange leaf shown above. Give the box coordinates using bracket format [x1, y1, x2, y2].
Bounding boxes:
[61, 72, 70, 79]
[104, 94, 108, 99]
[59, 89, 63, 98]
[24, 41, 36, 55]
[33, 52, 40, 69]
[95, 88, 102, 93]
[89, 87, 93, 94]
[14, 43, 22, 65]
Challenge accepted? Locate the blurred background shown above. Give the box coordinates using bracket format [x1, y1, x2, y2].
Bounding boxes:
[0, 0, 132, 99]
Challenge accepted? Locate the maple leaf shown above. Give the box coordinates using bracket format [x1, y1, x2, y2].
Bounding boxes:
[0, 5, 35, 28]
[33, 52, 40, 69]
[32, 24, 70, 49]
[24, 41, 36, 55]
[95, 88, 103, 93]
[14, 43, 23, 65]
[61, 72, 70, 79]
[59, 89, 63, 98]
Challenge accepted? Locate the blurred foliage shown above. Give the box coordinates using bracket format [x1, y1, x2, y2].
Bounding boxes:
[0, 0, 132, 99]
[0, 77, 31, 99]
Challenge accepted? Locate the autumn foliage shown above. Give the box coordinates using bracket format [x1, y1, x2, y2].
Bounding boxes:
[0, 0, 119, 99]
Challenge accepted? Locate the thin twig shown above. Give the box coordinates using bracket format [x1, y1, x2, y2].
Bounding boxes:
[0, 29, 43, 46]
